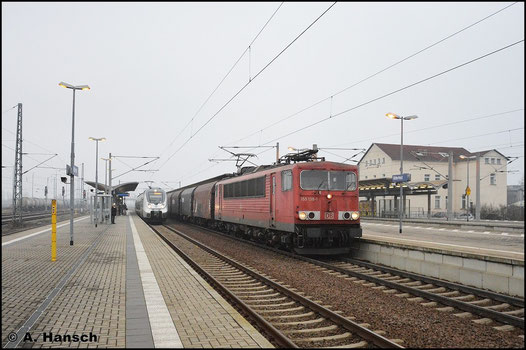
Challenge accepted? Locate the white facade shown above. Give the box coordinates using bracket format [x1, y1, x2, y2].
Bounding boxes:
[358, 144, 508, 216]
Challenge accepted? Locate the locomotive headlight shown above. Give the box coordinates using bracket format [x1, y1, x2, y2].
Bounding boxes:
[326, 194, 332, 199]
[299, 211, 307, 220]
[351, 211, 360, 220]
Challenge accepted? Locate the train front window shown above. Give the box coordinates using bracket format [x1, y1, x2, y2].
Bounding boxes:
[300, 170, 357, 191]
[146, 190, 164, 204]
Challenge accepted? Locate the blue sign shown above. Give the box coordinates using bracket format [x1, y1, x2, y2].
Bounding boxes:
[66, 165, 78, 177]
[117, 193, 130, 197]
[392, 173, 411, 183]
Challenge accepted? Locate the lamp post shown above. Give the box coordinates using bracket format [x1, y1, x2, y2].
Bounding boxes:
[89, 137, 105, 227]
[386, 112, 418, 234]
[460, 154, 476, 221]
[59, 81, 90, 246]
[101, 157, 110, 223]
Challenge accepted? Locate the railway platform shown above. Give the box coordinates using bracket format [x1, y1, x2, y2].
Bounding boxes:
[1, 213, 273, 348]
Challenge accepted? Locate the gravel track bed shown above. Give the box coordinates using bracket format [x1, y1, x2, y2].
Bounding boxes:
[166, 221, 524, 348]
[157, 226, 380, 347]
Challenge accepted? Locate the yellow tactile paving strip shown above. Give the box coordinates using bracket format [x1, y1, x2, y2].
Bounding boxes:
[132, 215, 274, 348]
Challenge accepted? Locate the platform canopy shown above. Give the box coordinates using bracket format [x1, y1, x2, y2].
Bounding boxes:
[359, 178, 448, 197]
[84, 181, 139, 195]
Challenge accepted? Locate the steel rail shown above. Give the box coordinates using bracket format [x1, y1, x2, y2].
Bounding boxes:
[174, 221, 524, 329]
[161, 224, 404, 348]
[150, 224, 298, 348]
[341, 257, 524, 307]
[2, 210, 71, 224]
[311, 258, 524, 329]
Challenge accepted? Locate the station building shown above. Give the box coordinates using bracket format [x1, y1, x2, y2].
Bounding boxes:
[357, 143, 508, 218]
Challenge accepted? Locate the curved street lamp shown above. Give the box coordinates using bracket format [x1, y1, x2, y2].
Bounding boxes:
[59, 81, 90, 245]
[386, 113, 418, 234]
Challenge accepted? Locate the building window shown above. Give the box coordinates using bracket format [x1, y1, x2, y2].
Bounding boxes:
[497, 158, 501, 165]
[424, 174, 430, 181]
[491, 158, 495, 164]
[382, 158, 385, 164]
[382, 174, 386, 177]
[435, 174, 441, 181]
[373, 175, 376, 178]
[434, 196, 441, 209]
[365, 161, 368, 167]
[485, 158, 489, 164]
[373, 159, 376, 165]
[490, 173, 496, 185]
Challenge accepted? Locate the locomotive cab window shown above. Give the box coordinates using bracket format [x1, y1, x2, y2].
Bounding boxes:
[300, 170, 357, 191]
[281, 170, 292, 191]
[146, 190, 165, 204]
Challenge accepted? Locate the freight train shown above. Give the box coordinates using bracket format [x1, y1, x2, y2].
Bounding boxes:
[165, 156, 362, 255]
[10, 197, 85, 212]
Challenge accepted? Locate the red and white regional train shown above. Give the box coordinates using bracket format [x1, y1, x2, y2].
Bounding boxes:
[166, 158, 362, 255]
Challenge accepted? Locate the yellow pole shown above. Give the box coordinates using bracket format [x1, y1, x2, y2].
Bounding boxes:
[51, 199, 57, 261]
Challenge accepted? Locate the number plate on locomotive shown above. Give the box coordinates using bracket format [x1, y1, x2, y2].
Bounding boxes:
[324, 212, 334, 219]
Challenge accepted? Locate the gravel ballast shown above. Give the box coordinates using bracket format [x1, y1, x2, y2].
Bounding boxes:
[165, 221, 524, 348]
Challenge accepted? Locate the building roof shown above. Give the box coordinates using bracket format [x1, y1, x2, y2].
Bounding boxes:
[472, 149, 509, 160]
[360, 143, 502, 163]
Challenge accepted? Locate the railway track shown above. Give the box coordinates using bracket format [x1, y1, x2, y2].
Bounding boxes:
[152, 223, 404, 348]
[1, 211, 84, 236]
[2, 210, 71, 225]
[169, 221, 524, 333]
[315, 258, 524, 331]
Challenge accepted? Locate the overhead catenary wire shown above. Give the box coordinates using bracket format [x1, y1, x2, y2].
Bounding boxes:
[158, 2, 337, 171]
[331, 108, 523, 148]
[223, 2, 519, 148]
[158, 2, 284, 159]
[428, 127, 524, 146]
[2, 127, 68, 167]
[259, 39, 524, 147]
[169, 108, 524, 187]
[152, 4, 523, 187]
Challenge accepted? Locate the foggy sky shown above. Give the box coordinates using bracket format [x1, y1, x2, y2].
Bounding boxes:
[2, 2, 524, 200]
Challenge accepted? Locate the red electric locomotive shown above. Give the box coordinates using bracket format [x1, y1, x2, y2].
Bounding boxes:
[167, 152, 362, 255]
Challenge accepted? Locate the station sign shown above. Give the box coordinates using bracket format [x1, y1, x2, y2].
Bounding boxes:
[117, 193, 130, 197]
[66, 165, 78, 177]
[392, 173, 411, 183]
